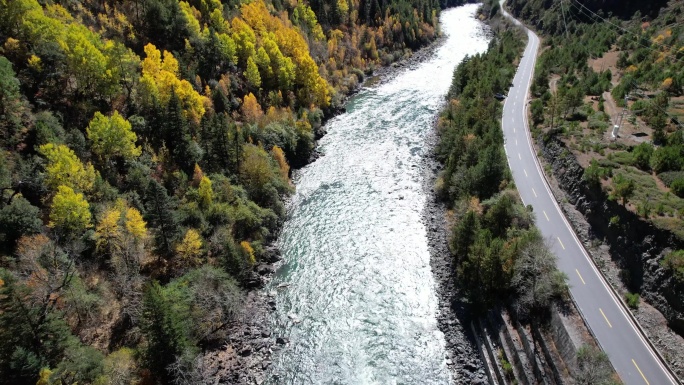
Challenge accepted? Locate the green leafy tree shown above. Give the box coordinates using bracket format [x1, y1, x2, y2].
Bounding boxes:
[244, 55, 262, 89]
[662, 250, 684, 283]
[583, 159, 608, 188]
[671, 178, 684, 198]
[511, 235, 567, 319]
[38, 143, 97, 193]
[650, 145, 683, 174]
[240, 144, 275, 200]
[169, 266, 244, 342]
[0, 56, 31, 149]
[632, 142, 653, 171]
[450, 210, 480, 259]
[0, 196, 42, 248]
[530, 99, 544, 125]
[611, 173, 635, 206]
[165, 88, 200, 174]
[86, 111, 141, 162]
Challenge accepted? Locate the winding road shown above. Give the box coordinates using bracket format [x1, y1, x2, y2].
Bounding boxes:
[500, 4, 679, 385]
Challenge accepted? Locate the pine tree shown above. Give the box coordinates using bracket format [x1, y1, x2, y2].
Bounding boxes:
[144, 180, 178, 258]
[165, 88, 198, 174]
[141, 281, 190, 383]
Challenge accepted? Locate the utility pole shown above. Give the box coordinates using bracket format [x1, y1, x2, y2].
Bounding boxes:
[560, 0, 570, 40]
[612, 95, 628, 140]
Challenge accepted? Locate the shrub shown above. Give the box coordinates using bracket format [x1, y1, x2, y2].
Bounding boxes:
[662, 250, 684, 283]
[671, 178, 684, 198]
[651, 145, 683, 174]
[658, 171, 684, 187]
[632, 142, 653, 171]
[624, 292, 640, 309]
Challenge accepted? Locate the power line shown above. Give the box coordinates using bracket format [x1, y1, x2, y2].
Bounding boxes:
[568, 0, 684, 65]
[561, 2, 684, 133]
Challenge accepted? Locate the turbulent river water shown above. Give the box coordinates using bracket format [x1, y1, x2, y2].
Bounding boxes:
[267, 5, 490, 384]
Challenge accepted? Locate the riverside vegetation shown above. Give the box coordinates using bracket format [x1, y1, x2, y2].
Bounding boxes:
[435, 4, 620, 384]
[435, 3, 567, 332]
[0, 0, 486, 383]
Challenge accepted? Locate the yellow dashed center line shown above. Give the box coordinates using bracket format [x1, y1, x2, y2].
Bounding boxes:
[524, 169, 528, 177]
[557, 237, 565, 249]
[576, 269, 586, 285]
[543, 211, 549, 221]
[632, 359, 650, 385]
[599, 308, 612, 328]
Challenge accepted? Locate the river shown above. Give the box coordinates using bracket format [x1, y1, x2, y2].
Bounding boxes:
[266, 5, 490, 384]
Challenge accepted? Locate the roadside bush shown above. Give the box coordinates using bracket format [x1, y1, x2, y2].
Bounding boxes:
[624, 292, 640, 309]
[575, 344, 616, 385]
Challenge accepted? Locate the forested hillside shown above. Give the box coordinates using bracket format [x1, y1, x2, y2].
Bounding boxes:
[0, 0, 461, 383]
[506, 0, 684, 246]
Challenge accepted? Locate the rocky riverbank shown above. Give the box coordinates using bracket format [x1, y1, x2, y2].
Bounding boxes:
[422, 127, 489, 384]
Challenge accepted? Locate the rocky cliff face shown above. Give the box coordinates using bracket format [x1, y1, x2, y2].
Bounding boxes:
[538, 132, 684, 334]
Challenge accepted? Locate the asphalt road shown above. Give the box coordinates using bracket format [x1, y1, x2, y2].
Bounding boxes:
[499, 5, 679, 385]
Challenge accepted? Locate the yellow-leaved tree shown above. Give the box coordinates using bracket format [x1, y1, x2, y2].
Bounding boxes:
[198, 176, 214, 209]
[271, 145, 289, 182]
[94, 208, 122, 258]
[176, 229, 203, 266]
[39, 143, 97, 193]
[241, 93, 263, 124]
[231, 0, 330, 107]
[124, 207, 147, 242]
[49, 185, 92, 235]
[240, 240, 256, 265]
[192, 163, 205, 187]
[138, 43, 207, 123]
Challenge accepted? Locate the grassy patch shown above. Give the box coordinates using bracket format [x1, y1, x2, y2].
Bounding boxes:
[619, 167, 684, 238]
[608, 150, 633, 166]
